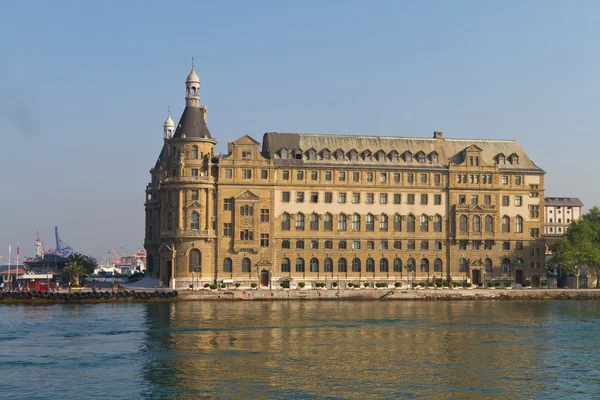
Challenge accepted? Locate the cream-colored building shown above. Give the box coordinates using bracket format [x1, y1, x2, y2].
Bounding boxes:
[145, 69, 546, 289]
[544, 197, 583, 237]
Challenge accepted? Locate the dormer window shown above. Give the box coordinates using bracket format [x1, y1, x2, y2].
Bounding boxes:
[510, 154, 519, 165]
[308, 149, 316, 160]
[496, 154, 505, 165]
[376, 151, 386, 162]
[322, 150, 330, 160]
[390, 151, 399, 162]
[280, 149, 288, 159]
[349, 150, 358, 161]
[417, 152, 426, 163]
[430, 152, 438, 163]
[336, 150, 344, 161]
[405, 152, 413, 162]
[363, 151, 372, 161]
[293, 148, 303, 160]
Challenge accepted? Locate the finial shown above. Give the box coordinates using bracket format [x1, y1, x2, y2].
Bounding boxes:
[168, 105, 171, 116]
[192, 57, 194, 69]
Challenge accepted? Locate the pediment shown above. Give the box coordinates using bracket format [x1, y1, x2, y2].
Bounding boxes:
[185, 200, 204, 209]
[158, 242, 173, 253]
[256, 259, 273, 267]
[235, 189, 261, 201]
[470, 258, 484, 266]
[234, 134, 260, 145]
[465, 144, 483, 152]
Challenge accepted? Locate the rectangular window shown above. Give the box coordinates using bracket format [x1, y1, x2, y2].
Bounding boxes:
[530, 206, 539, 218]
[515, 176, 522, 185]
[458, 195, 466, 204]
[502, 196, 509, 206]
[515, 196, 522, 206]
[434, 194, 441, 205]
[380, 194, 388, 204]
[282, 170, 290, 180]
[366, 193, 374, 204]
[366, 172, 373, 182]
[407, 173, 414, 184]
[325, 171, 332, 181]
[260, 234, 269, 247]
[296, 192, 304, 203]
[471, 195, 478, 205]
[434, 174, 441, 185]
[434, 241, 442, 250]
[225, 169, 232, 179]
[516, 241, 523, 250]
[338, 192, 346, 203]
[352, 193, 360, 204]
[242, 150, 251, 160]
[242, 169, 252, 179]
[484, 195, 491, 205]
[296, 240, 304, 249]
[338, 240, 347, 250]
[310, 192, 319, 203]
[408, 241, 416, 250]
[311, 240, 319, 249]
[394, 194, 401, 204]
[352, 240, 361, 250]
[367, 241, 375, 250]
[353, 172, 360, 182]
[502, 176, 508, 185]
[171, 169, 177, 177]
[380, 173, 387, 183]
[297, 170, 304, 180]
[420, 174, 427, 183]
[503, 242, 510, 250]
[485, 241, 493, 250]
[459, 241, 467, 250]
[191, 190, 199, 201]
[239, 229, 254, 241]
[325, 240, 333, 249]
[421, 194, 428, 204]
[223, 198, 232, 210]
[394, 240, 402, 249]
[394, 173, 401, 183]
[530, 228, 540, 238]
[260, 209, 270, 223]
[223, 223, 232, 237]
[472, 241, 481, 250]
[407, 194, 415, 205]
[261, 170, 268, 179]
[325, 192, 333, 203]
[191, 168, 199, 177]
[380, 240, 388, 250]
[282, 192, 290, 202]
[240, 205, 254, 216]
[339, 172, 346, 181]
[311, 171, 318, 181]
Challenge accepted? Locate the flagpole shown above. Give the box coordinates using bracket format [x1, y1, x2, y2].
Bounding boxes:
[16, 244, 19, 289]
[8, 244, 11, 289]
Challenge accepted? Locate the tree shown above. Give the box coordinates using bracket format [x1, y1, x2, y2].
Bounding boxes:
[67, 254, 98, 276]
[550, 207, 600, 288]
[62, 261, 89, 287]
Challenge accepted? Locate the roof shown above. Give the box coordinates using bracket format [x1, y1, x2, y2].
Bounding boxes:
[544, 197, 583, 207]
[261, 132, 543, 172]
[173, 105, 212, 139]
[23, 254, 70, 267]
[154, 143, 166, 170]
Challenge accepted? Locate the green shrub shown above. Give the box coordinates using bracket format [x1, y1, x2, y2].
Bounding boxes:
[494, 282, 501, 287]
[220, 283, 226, 288]
[204, 283, 210, 288]
[427, 282, 434, 287]
[412, 282, 418, 287]
[488, 282, 495, 287]
[504, 281, 512, 287]
[332, 282, 338, 287]
[235, 283, 241, 288]
[442, 280, 448, 286]
[466, 283, 472, 288]
[298, 282, 306, 288]
[394, 282, 401, 288]
[280, 281, 290, 288]
[478, 282, 483, 287]
[541, 281, 548, 287]
[251, 283, 258, 288]
[435, 282, 442, 287]
[523, 280, 532, 287]
[209, 284, 217, 290]
[364, 282, 370, 288]
[419, 282, 426, 287]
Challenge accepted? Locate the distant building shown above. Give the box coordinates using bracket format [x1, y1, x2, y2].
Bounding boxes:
[544, 197, 583, 238]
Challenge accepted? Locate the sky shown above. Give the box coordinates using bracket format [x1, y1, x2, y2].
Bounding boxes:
[1, 0, 599, 262]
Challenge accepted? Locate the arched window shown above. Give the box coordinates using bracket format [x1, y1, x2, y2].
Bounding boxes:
[393, 214, 402, 231]
[420, 258, 429, 273]
[223, 258, 232, 273]
[407, 214, 415, 232]
[189, 249, 201, 272]
[148, 226, 153, 240]
[366, 258, 375, 272]
[460, 215, 468, 232]
[459, 258, 468, 272]
[338, 258, 347, 272]
[296, 258, 305, 272]
[484, 258, 492, 273]
[433, 215, 442, 232]
[242, 257, 251, 273]
[473, 215, 481, 232]
[393, 258, 402, 272]
[352, 213, 361, 231]
[485, 215, 494, 232]
[366, 214, 375, 231]
[192, 145, 198, 159]
[420, 215, 429, 232]
[310, 258, 319, 272]
[338, 214, 347, 231]
[324, 213, 333, 231]
[407, 258, 416, 273]
[324, 258, 333, 272]
[380, 214, 388, 231]
[380, 258, 389, 273]
[352, 258, 361, 272]
[515, 216, 523, 233]
[190, 211, 200, 230]
[434, 258, 443, 272]
[502, 216, 510, 232]
[310, 213, 319, 231]
[281, 258, 290, 272]
[282, 213, 290, 230]
[502, 258, 511, 272]
[296, 213, 305, 230]
[167, 212, 173, 230]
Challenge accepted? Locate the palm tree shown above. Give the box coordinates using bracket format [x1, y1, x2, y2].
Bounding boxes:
[63, 261, 88, 286]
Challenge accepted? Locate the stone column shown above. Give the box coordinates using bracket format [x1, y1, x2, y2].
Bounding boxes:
[200, 189, 207, 231]
[207, 188, 213, 231]
[178, 189, 184, 230]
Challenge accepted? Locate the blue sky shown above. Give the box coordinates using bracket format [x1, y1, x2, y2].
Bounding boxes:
[0, 0, 598, 261]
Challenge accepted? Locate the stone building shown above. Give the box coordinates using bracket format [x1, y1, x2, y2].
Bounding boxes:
[145, 69, 546, 289]
[544, 197, 583, 237]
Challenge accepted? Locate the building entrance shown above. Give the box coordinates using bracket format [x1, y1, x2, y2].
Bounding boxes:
[260, 270, 269, 287]
[516, 270, 524, 285]
[472, 269, 481, 286]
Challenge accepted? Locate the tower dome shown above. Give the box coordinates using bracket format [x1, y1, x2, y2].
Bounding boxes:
[186, 68, 200, 83]
[163, 112, 175, 138]
[185, 67, 201, 107]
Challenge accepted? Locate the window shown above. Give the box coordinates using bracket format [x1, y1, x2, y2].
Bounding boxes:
[282, 192, 290, 202]
[310, 213, 319, 230]
[502, 176, 508, 185]
[391, 153, 399, 162]
[282, 171, 290, 180]
[324, 213, 333, 231]
[471, 195, 478, 205]
[167, 212, 173, 230]
[352, 172, 360, 182]
[393, 214, 402, 231]
[405, 153, 413, 162]
[434, 241, 442, 250]
[325, 171, 332, 181]
[223, 223, 232, 237]
[324, 258, 333, 272]
[222, 258, 232, 273]
[261, 209, 270, 222]
[224, 198, 232, 210]
[380, 258, 389, 272]
[485, 215, 494, 232]
[310, 192, 319, 203]
[421, 241, 428, 250]
[516, 241, 523, 250]
[296, 258, 305, 273]
[225, 169, 233, 179]
[352, 193, 360, 204]
[191, 168, 199, 177]
[366, 214, 375, 231]
[407, 214, 415, 232]
[460, 215, 468, 232]
[407, 194, 415, 205]
[417, 153, 426, 163]
[530, 206, 539, 219]
[281, 213, 291, 230]
[472, 241, 481, 250]
[515, 216, 523, 233]
[380, 194, 388, 204]
[407, 258, 416, 273]
[325, 240, 333, 249]
[366, 172, 373, 182]
[394, 240, 402, 250]
[502, 259, 511, 273]
[350, 151, 358, 161]
[484, 195, 491, 206]
[189, 249, 201, 273]
[394, 194, 401, 204]
[339, 172, 346, 181]
[239, 229, 254, 241]
[242, 169, 252, 179]
[515, 176, 522, 185]
[503, 242, 510, 251]
[366, 258, 375, 273]
[308, 150, 316, 160]
[310, 258, 319, 273]
[322, 150, 330, 160]
[380, 241, 388, 250]
[515, 196, 522, 206]
[434, 174, 441, 184]
[241, 150, 251, 160]
[296, 213, 305, 230]
[420, 215, 429, 232]
[325, 192, 333, 203]
[282, 240, 290, 249]
[380, 173, 387, 183]
[260, 234, 269, 247]
[260, 170, 268, 179]
[240, 205, 253, 216]
[473, 215, 481, 232]
[407, 173, 414, 183]
[311, 240, 319, 249]
[434, 258, 443, 273]
[459, 241, 467, 250]
[191, 190, 199, 201]
[484, 258, 492, 273]
[281, 258, 291, 272]
[296, 192, 304, 203]
[530, 228, 540, 238]
[296, 240, 304, 249]
[502, 216, 510, 232]
[485, 240, 493, 250]
[352, 214, 361, 231]
[190, 211, 200, 230]
[294, 150, 303, 160]
[191, 145, 199, 159]
[338, 214, 347, 231]
[350, 258, 361, 273]
[364, 152, 372, 161]
[434, 195, 441, 205]
[366, 193, 374, 204]
[352, 240, 361, 250]
[420, 174, 428, 183]
[502, 196, 509, 206]
[434, 215, 442, 232]
[338, 258, 347, 272]
[242, 258, 251, 273]
[380, 214, 388, 231]
[338, 192, 347, 203]
[394, 173, 401, 183]
[420, 258, 429, 272]
[459, 258, 467, 272]
[296, 171, 304, 181]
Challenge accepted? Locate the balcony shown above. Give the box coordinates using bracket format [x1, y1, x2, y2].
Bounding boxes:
[160, 229, 212, 238]
[163, 176, 213, 184]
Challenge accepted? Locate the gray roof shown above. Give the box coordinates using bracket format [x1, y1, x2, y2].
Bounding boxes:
[173, 106, 211, 139]
[261, 132, 543, 172]
[153, 143, 166, 170]
[544, 197, 583, 207]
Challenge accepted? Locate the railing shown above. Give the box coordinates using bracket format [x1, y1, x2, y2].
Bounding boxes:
[454, 204, 497, 212]
[160, 229, 211, 238]
[163, 176, 213, 183]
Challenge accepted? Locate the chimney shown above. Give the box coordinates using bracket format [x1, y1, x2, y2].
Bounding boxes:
[433, 131, 443, 139]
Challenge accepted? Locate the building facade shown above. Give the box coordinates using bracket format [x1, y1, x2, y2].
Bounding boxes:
[145, 70, 546, 289]
[544, 197, 583, 237]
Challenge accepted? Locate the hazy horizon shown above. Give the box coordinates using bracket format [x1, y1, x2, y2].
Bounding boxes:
[1, 1, 599, 262]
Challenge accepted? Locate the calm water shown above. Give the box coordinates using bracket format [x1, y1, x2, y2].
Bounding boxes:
[1, 301, 600, 399]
